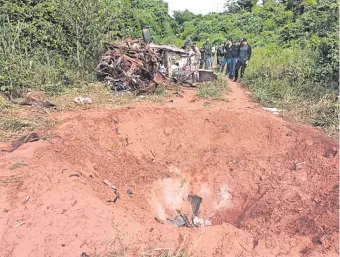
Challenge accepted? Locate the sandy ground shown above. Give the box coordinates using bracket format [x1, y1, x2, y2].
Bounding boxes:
[0, 81, 338, 257]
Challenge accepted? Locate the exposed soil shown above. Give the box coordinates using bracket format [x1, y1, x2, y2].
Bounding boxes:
[0, 81, 338, 257]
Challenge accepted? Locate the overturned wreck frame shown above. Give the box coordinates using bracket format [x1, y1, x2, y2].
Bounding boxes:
[96, 39, 216, 94]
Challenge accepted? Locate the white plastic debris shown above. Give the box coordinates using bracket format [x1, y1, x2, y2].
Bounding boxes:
[25, 196, 30, 203]
[74, 97, 92, 104]
[263, 107, 282, 115]
[193, 216, 212, 227]
[14, 222, 25, 228]
[204, 219, 212, 226]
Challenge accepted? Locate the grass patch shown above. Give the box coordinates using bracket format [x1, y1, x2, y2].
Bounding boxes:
[197, 75, 230, 99]
[241, 47, 339, 138]
[11, 161, 27, 170]
[0, 83, 167, 141]
[0, 105, 57, 141]
[50, 83, 165, 111]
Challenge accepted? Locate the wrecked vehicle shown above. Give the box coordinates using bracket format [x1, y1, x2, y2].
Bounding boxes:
[95, 38, 216, 94]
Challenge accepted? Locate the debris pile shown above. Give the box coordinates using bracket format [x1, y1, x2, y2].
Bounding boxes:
[167, 194, 212, 228]
[95, 39, 206, 94]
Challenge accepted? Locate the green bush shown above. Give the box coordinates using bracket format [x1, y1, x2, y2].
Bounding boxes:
[241, 47, 338, 136]
[0, 0, 175, 96]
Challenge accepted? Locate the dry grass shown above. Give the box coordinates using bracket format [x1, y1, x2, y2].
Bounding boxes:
[50, 83, 165, 111]
[0, 103, 57, 141]
[197, 75, 230, 99]
[0, 83, 168, 142]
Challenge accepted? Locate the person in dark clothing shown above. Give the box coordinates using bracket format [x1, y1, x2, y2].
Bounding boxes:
[234, 38, 252, 82]
[201, 39, 212, 69]
[230, 40, 240, 79]
[224, 39, 233, 75]
[217, 44, 224, 69]
[182, 37, 193, 52]
[221, 39, 232, 72]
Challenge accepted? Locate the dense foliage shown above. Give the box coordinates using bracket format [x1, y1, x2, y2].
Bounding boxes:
[0, 0, 174, 94]
[171, 0, 338, 134]
[0, 0, 338, 133]
[173, 0, 339, 89]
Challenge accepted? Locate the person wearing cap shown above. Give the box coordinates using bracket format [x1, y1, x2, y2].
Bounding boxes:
[201, 39, 212, 68]
[234, 38, 252, 82]
[229, 40, 240, 79]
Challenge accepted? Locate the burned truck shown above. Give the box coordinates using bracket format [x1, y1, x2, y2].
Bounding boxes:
[95, 38, 217, 94]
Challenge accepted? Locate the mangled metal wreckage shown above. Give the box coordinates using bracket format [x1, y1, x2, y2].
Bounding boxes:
[95, 39, 217, 94]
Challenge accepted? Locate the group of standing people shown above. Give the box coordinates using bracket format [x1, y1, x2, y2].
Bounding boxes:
[217, 38, 252, 81]
[183, 37, 252, 82]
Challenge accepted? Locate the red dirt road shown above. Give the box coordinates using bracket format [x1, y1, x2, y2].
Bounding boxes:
[0, 81, 338, 257]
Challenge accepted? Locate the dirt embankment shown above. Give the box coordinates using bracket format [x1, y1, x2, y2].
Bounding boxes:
[0, 81, 338, 257]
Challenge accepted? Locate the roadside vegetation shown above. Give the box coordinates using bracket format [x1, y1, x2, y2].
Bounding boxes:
[197, 75, 230, 99]
[0, 0, 338, 136]
[241, 47, 338, 136]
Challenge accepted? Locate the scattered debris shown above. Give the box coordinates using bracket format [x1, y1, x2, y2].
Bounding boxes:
[155, 217, 165, 224]
[74, 97, 92, 105]
[103, 179, 117, 190]
[69, 173, 80, 178]
[198, 69, 218, 82]
[14, 221, 25, 228]
[188, 195, 202, 216]
[193, 216, 212, 227]
[127, 189, 133, 196]
[324, 147, 337, 158]
[2, 132, 40, 152]
[108, 192, 120, 203]
[25, 196, 30, 203]
[21, 89, 55, 108]
[176, 143, 184, 150]
[167, 194, 213, 228]
[167, 213, 190, 227]
[263, 107, 282, 115]
[312, 237, 323, 245]
[81, 253, 90, 257]
[292, 161, 306, 171]
[286, 131, 292, 136]
[103, 179, 120, 203]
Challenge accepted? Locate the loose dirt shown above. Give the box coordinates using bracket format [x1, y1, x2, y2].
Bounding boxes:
[0, 81, 338, 257]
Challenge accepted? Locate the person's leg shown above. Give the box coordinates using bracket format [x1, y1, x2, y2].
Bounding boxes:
[200, 55, 204, 69]
[204, 56, 208, 68]
[220, 57, 226, 72]
[225, 58, 231, 75]
[234, 60, 242, 81]
[231, 58, 237, 77]
[227, 58, 232, 76]
[240, 61, 246, 78]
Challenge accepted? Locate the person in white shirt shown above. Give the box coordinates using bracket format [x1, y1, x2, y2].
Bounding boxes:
[211, 45, 216, 68]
